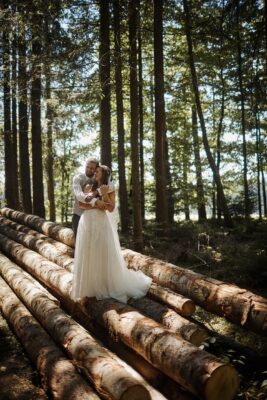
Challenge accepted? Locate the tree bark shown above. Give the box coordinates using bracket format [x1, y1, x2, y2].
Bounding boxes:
[0, 220, 74, 271]
[0, 255, 152, 400]
[137, 0, 145, 222]
[44, 17, 56, 222]
[236, 0, 249, 218]
[113, 0, 129, 232]
[0, 216, 196, 317]
[148, 282, 195, 316]
[81, 297, 239, 400]
[122, 248, 267, 335]
[99, 0, 112, 167]
[0, 234, 239, 400]
[153, 0, 169, 233]
[191, 106, 206, 221]
[128, 0, 143, 249]
[1, 207, 75, 247]
[0, 272, 100, 400]
[11, 7, 20, 210]
[18, 6, 32, 213]
[0, 221, 206, 346]
[30, 7, 45, 218]
[182, 0, 233, 228]
[0, 215, 74, 256]
[2, 0, 14, 208]
[128, 296, 208, 346]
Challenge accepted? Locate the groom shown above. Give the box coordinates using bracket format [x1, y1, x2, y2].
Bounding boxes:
[72, 157, 106, 237]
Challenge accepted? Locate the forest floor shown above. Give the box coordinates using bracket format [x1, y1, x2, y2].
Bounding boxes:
[1, 218, 267, 399]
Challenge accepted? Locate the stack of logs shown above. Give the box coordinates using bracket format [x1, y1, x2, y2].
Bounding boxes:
[0, 207, 266, 400]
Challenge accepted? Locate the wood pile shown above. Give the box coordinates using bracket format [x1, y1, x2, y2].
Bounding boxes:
[3, 207, 264, 399]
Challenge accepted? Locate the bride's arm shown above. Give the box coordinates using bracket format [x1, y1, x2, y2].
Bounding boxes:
[101, 191, 115, 212]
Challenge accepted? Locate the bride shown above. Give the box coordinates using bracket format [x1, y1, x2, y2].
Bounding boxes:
[71, 165, 152, 303]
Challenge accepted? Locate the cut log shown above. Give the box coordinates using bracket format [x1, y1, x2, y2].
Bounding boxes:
[0, 252, 161, 400]
[81, 297, 239, 400]
[0, 274, 100, 400]
[149, 282, 195, 316]
[122, 248, 267, 335]
[0, 228, 206, 345]
[0, 216, 74, 256]
[0, 234, 240, 400]
[128, 296, 208, 346]
[0, 221, 197, 330]
[0, 217, 195, 319]
[0, 207, 75, 248]
[0, 219, 74, 271]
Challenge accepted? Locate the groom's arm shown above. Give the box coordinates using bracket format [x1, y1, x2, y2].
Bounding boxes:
[78, 198, 106, 210]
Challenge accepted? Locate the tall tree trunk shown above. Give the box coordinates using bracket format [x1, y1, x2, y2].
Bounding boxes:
[236, 0, 249, 218]
[129, 0, 143, 249]
[45, 73, 56, 221]
[137, 2, 145, 222]
[165, 138, 174, 225]
[113, 0, 129, 233]
[44, 20, 55, 222]
[99, 0, 111, 167]
[257, 114, 267, 217]
[18, 9, 32, 213]
[2, 1, 13, 208]
[191, 106, 206, 221]
[153, 0, 169, 234]
[31, 16, 45, 218]
[216, 67, 225, 221]
[183, 0, 233, 228]
[255, 122, 262, 220]
[182, 141, 190, 221]
[216, 0, 225, 221]
[265, 0, 267, 73]
[11, 4, 20, 210]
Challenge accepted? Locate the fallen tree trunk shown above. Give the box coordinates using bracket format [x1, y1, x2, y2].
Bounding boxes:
[0, 207, 75, 248]
[81, 297, 239, 400]
[0, 252, 161, 400]
[0, 216, 74, 256]
[0, 229, 205, 345]
[0, 273, 100, 400]
[122, 249, 267, 336]
[0, 223, 200, 336]
[81, 309, 198, 400]
[4, 209, 265, 335]
[128, 296, 208, 346]
[148, 282, 195, 316]
[0, 219, 74, 271]
[0, 234, 239, 400]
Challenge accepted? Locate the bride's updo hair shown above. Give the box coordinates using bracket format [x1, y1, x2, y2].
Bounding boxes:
[98, 165, 112, 185]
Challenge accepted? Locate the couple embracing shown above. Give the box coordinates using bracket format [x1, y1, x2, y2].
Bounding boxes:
[71, 157, 151, 304]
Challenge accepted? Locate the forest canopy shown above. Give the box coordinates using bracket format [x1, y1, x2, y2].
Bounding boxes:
[0, 0, 266, 246]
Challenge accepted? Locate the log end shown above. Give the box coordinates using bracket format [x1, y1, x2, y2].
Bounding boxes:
[205, 364, 240, 400]
[181, 300, 196, 317]
[189, 328, 209, 347]
[120, 384, 151, 400]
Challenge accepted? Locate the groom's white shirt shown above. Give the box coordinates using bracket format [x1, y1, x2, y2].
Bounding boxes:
[72, 173, 94, 216]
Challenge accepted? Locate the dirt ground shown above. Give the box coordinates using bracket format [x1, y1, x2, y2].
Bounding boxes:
[0, 314, 48, 400]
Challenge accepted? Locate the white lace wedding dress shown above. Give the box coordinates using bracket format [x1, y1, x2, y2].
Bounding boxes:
[71, 208, 152, 303]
